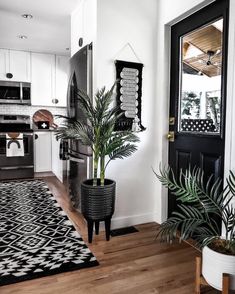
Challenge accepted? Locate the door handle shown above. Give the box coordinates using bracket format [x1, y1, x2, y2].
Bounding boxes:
[167, 131, 175, 142]
[0, 165, 34, 170]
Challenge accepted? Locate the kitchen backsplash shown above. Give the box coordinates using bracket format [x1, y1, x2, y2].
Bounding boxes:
[0, 104, 67, 125]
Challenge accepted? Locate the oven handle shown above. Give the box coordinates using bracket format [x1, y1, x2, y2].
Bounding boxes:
[0, 133, 34, 136]
[0, 165, 34, 170]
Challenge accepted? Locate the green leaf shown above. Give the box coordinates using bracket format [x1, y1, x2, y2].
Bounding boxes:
[154, 166, 235, 250]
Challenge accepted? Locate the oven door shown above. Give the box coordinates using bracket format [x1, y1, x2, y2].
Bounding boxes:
[0, 132, 34, 166]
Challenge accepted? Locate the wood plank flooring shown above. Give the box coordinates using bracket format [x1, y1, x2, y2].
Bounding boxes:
[0, 176, 219, 294]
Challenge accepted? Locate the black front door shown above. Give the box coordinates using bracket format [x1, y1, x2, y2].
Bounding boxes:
[168, 0, 229, 216]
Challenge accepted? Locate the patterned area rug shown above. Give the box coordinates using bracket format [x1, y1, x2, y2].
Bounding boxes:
[0, 179, 98, 286]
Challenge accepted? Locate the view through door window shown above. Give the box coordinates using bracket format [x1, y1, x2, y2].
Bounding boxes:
[179, 18, 223, 134]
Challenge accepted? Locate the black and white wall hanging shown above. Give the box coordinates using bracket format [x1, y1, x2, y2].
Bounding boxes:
[115, 60, 146, 132]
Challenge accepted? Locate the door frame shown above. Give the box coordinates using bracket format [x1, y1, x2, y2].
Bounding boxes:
[160, 0, 234, 222]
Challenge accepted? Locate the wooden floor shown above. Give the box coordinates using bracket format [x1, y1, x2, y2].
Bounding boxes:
[0, 176, 220, 294]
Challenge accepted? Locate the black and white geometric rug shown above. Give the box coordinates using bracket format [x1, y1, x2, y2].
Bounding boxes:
[0, 179, 98, 286]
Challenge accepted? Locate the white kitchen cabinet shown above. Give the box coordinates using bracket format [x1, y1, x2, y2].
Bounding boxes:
[9, 50, 31, 82]
[51, 132, 63, 182]
[0, 49, 9, 80]
[31, 53, 55, 107]
[55, 55, 69, 107]
[0, 49, 30, 82]
[34, 132, 52, 172]
[31, 53, 69, 107]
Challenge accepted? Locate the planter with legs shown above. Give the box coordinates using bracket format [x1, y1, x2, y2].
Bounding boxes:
[81, 179, 116, 243]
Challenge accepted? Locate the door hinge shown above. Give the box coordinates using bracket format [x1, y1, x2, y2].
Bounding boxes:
[169, 117, 175, 125]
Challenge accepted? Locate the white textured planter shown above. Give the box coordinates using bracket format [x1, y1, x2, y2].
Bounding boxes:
[202, 245, 235, 290]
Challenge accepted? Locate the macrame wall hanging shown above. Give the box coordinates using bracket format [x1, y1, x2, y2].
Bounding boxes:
[115, 60, 146, 132]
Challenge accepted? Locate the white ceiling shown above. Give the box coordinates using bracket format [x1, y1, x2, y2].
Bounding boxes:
[0, 0, 80, 55]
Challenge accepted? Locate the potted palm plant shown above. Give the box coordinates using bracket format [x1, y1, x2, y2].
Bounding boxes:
[57, 84, 139, 242]
[154, 167, 235, 291]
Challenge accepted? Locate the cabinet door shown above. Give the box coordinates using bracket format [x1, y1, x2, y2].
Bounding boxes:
[0, 49, 9, 80]
[9, 50, 31, 82]
[54, 55, 69, 107]
[51, 132, 63, 182]
[31, 53, 55, 106]
[34, 132, 52, 172]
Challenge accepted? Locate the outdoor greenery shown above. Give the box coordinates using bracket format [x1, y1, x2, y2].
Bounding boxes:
[56, 84, 139, 186]
[153, 166, 235, 255]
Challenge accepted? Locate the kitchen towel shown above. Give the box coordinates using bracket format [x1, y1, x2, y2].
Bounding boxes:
[6, 133, 25, 157]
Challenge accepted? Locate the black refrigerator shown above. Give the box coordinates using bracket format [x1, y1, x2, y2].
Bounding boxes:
[62, 43, 93, 210]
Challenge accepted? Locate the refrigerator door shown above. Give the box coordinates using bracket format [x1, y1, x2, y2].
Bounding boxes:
[68, 153, 92, 210]
[63, 43, 93, 210]
[68, 43, 92, 155]
[68, 44, 92, 120]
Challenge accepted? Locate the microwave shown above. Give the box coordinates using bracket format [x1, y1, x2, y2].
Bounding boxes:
[0, 81, 31, 105]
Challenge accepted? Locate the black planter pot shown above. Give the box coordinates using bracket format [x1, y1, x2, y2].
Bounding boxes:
[81, 178, 116, 243]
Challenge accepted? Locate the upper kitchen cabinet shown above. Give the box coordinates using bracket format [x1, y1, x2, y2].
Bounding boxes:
[0, 49, 31, 82]
[0, 49, 8, 80]
[31, 52, 55, 107]
[55, 55, 69, 107]
[31, 53, 69, 107]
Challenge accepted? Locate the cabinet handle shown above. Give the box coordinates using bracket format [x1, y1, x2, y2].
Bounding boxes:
[52, 98, 59, 104]
[6, 73, 13, 79]
[35, 134, 38, 140]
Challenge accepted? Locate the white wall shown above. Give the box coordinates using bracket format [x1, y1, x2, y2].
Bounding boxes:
[159, 0, 214, 25]
[71, 0, 159, 227]
[71, 0, 235, 226]
[96, 0, 159, 227]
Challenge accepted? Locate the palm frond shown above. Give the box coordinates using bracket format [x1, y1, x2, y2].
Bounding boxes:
[154, 165, 225, 215]
[110, 143, 138, 159]
[56, 120, 94, 148]
[154, 165, 235, 251]
[158, 205, 207, 242]
[56, 83, 139, 185]
[154, 166, 199, 203]
[103, 132, 139, 166]
[227, 170, 235, 195]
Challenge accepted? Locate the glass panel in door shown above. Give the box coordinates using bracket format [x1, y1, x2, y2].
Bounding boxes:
[179, 18, 223, 134]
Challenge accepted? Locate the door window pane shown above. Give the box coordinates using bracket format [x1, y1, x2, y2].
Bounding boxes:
[179, 18, 223, 134]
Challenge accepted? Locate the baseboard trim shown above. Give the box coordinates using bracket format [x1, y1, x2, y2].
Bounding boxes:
[110, 212, 159, 229]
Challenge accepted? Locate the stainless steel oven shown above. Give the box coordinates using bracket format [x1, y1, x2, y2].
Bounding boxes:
[0, 132, 34, 180]
[0, 81, 31, 105]
[0, 115, 34, 180]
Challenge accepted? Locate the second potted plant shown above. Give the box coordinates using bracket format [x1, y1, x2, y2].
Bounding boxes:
[57, 84, 139, 242]
[154, 167, 235, 291]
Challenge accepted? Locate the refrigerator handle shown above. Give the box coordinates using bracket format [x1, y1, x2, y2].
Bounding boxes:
[69, 156, 85, 164]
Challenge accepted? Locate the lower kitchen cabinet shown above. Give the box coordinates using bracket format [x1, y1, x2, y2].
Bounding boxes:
[34, 131, 63, 182]
[34, 132, 52, 172]
[51, 132, 63, 182]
